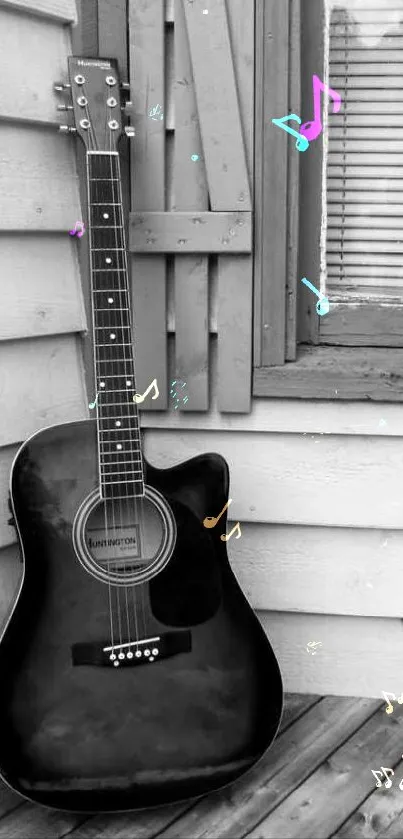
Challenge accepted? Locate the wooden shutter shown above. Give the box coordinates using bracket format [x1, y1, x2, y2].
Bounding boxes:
[322, 0, 403, 346]
[128, 0, 254, 412]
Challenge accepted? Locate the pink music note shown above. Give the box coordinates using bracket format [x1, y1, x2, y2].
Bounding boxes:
[300, 75, 342, 142]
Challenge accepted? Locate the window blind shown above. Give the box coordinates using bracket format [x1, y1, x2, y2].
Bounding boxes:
[326, 0, 403, 296]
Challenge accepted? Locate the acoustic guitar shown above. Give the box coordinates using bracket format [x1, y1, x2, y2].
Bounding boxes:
[0, 57, 283, 812]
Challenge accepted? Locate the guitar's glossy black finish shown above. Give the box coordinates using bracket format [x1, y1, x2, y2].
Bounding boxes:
[0, 420, 283, 812]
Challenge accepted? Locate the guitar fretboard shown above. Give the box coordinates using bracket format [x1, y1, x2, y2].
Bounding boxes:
[87, 152, 144, 500]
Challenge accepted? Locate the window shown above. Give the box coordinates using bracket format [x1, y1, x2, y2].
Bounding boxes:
[254, 0, 403, 400]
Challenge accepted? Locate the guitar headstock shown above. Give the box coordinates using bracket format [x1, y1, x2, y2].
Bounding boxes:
[54, 56, 134, 151]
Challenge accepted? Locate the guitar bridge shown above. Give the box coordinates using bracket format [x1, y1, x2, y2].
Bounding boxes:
[71, 630, 191, 668]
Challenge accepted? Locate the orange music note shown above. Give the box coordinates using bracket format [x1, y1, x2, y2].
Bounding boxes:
[300, 75, 342, 142]
[203, 499, 232, 529]
[220, 522, 242, 542]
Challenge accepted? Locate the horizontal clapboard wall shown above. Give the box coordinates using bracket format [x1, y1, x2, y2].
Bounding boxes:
[0, 0, 87, 598]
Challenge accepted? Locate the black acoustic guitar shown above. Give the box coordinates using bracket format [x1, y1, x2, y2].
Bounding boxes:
[0, 57, 283, 812]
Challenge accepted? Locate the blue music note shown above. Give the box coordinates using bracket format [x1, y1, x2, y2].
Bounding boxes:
[272, 114, 310, 152]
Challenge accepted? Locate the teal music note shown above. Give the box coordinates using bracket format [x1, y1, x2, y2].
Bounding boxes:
[272, 114, 309, 152]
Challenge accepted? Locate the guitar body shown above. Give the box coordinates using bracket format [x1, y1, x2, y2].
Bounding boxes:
[0, 420, 283, 812]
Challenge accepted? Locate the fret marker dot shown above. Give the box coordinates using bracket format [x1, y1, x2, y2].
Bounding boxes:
[100, 382, 105, 388]
[116, 421, 121, 427]
[117, 444, 122, 450]
[110, 333, 116, 340]
[106, 257, 112, 264]
[108, 297, 114, 304]
[103, 213, 109, 219]
[126, 380, 132, 386]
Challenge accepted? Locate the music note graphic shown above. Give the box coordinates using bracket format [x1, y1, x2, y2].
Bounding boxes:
[300, 75, 342, 143]
[301, 277, 330, 316]
[220, 522, 242, 542]
[381, 767, 395, 789]
[133, 378, 159, 404]
[203, 500, 232, 530]
[272, 114, 310, 152]
[170, 379, 189, 410]
[69, 221, 86, 238]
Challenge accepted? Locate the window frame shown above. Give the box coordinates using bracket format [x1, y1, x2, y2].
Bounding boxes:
[253, 0, 403, 401]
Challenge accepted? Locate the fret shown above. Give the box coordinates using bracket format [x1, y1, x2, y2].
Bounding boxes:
[102, 487, 145, 500]
[94, 326, 131, 331]
[96, 308, 130, 312]
[100, 445, 141, 453]
[102, 479, 143, 485]
[100, 469, 143, 477]
[89, 178, 120, 181]
[100, 460, 142, 468]
[92, 203, 121, 206]
[90, 248, 125, 252]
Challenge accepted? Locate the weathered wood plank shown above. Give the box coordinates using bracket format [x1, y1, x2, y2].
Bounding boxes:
[253, 0, 264, 367]
[334, 780, 403, 838]
[0, 784, 23, 820]
[216, 0, 253, 413]
[0, 236, 86, 340]
[253, 346, 403, 401]
[0, 446, 20, 548]
[0, 544, 22, 634]
[157, 697, 379, 838]
[286, 0, 301, 362]
[0, 335, 87, 454]
[129, 0, 167, 410]
[0, 126, 80, 230]
[0, 7, 72, 123]
[144, 428, 403, 528]
[0, 803, 85, 838]
[172, 0, 208, 412]
[183, 0, 251, 211]
[380, 812, 403, 838]
[259, 0, 289, 365]
[217, 255, 252, 411]
[320, 303, 403, 347]
[259, 611, 403, 697]
[129, 211, 251, 253]
[66, 802, 191, 838]
[278, 693, 321, 735]
[0, 0, 76, 22]
[98, 0, 127, 78]
[248, 707, 403, 838]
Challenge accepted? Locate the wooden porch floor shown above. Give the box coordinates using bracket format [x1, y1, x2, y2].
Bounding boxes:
[1, 693, 403, 838]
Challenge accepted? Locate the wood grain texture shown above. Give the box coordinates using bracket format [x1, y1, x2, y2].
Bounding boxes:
[217, 255, 252, 412]
[228, 523, 403, 619]
[182, 0, 251, 211]
[98, 0, 127, 77]
[172, 0, 208, 411]
[334, 781, 403, 838]
[0, 0, 76, 22]
[144, 428, 403, 528]
[259, 611, 403, 697]
[259, 0, 289, 365]
[278, 693, 321, 735]
[0, 335, 88, 450]
[0, 804, 85, 839]
[320, 302, 403, 347]
[0, 236, 86, 340]
[157, 697, 379, 838]
[0, 126, 80, 230]
[0, 545, 22, 633]
[0, 7, 72, 123]
[286, 0, 301, 362]
[66, 803, 191, 838]
[253, 346, 403, 401]
[0, 447, 20, 548]
[249, 707, 403, 838]
[129, 0, 167, 410]
[129, 211, 251, 252]
[216, 0, 253, 413]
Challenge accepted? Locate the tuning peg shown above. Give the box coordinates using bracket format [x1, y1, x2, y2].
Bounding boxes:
[124, 126, 135, 138]
[57, 105, 74, 111]
[121, 82, 130, 92]
[54, 82, 71, 93]
[59, 125, 77, 134]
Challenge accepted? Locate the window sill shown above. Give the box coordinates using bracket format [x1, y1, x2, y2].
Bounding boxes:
[253, 346, 403, 401]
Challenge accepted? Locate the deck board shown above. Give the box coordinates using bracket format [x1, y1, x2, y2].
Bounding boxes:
[0, 693, 396, 839]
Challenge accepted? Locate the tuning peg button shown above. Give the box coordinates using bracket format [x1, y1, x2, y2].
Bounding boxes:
[125, 126, 135, 138]
[57, 105, 74, 111]
[59, 125, 77, 134]
[121, 82, 130, 91]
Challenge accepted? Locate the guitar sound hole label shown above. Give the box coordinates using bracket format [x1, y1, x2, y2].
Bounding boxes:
[86, 524, 141, 568]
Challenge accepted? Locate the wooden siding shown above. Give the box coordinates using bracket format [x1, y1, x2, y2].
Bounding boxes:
[0, 0, 87, 589]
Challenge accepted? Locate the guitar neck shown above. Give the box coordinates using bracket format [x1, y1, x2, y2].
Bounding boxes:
[87, 151, 144, 499]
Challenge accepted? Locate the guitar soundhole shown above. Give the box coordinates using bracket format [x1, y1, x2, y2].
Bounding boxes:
[72, 486, 176, 586]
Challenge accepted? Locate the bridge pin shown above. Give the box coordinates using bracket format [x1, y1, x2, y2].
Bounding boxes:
[149, 656, 154, 662]
[144, 649, 150, 657]
[113, 660, 120, 667]
[118, 652, 125, 660]
[152, 648, 159, 656]
[135, 650, 142, 658]
[127, 651, 133, 659]
[110, 653, 116, 660]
